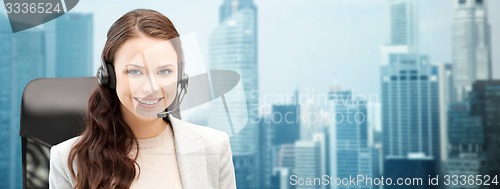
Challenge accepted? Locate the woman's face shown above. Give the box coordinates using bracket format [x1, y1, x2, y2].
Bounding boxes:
[113, 36, 178, 120]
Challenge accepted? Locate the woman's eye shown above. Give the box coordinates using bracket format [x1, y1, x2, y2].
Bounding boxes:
[158, 69, 171, 76]
[127, 70, 143, 75]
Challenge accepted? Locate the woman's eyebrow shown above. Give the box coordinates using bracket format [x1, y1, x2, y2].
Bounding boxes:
[125, 64, 174, 69]
[156, 64, 175, 69]
[125, 64, 145, 68]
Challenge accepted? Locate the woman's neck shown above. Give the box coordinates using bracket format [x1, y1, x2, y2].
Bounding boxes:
[121, 105, 168, 139]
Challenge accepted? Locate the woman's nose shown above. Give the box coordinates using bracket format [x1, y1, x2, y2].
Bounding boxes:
[141, 76, 161, 94]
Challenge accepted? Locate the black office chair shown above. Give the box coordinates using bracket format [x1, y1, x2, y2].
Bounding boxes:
[20, 77, 97, 189]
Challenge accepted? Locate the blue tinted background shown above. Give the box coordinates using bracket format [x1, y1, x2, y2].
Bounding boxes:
[1, 0, 499, 188]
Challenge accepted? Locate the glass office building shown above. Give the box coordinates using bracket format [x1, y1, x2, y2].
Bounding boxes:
[209, 0, 259, 188]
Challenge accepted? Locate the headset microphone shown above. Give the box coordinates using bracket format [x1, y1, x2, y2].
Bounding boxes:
[156, 87, 186, 118]
[157, 73, 189, 118]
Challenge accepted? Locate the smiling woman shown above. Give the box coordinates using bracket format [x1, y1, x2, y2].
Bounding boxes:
[114, 39, 179, 120]
[48, 8, 236, 189]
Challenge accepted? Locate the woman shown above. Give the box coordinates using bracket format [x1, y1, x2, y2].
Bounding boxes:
[49, 9, 236, 189]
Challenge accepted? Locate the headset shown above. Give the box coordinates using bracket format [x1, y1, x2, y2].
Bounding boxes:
[97, 55, 189, 118]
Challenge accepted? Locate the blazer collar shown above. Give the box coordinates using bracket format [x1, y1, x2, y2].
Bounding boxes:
[169, 115, 201, 142]
[169, 114, 210, 189]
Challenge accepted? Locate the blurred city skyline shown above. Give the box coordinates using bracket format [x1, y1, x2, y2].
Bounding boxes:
[1, 0, 499, 188]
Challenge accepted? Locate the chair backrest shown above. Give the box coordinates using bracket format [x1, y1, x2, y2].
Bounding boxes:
[20, 77, 96, 189]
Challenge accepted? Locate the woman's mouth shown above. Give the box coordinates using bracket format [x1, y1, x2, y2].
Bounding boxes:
[134, 97, 164, 108]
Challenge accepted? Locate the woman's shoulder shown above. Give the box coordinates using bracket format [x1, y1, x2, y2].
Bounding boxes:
[52, 136, 81, 153]
[49, 136, 80, 187]
[50, 136, 82, 165]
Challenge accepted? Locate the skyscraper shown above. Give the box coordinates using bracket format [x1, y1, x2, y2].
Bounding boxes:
[446, 102, 484, 189]
[270, 143, 295, 188]
[452, 0, 492, 101]
[55, 13, 93, 77]
[271, 104, 300, 146]
[275, 144, 295, 170]
[0, 13, 47, 187]
[471, 80, 500, 177]
[261, 100, 300, 189]
[259, 115, 273, 189]
[381, 53, 440, 189]
[0, 13, 14, 189]
[329, 90, 378, 189]
[299, 98, 317, 141]
[294, 139, 322, 189]
[209, 0, 259, 188]
[358, 148, 379, 189]
[438, 63, 453, 162]
[388, 0, 419, 51]
[269, 168, 292, 189]
[448, 102, 483, 157]
[446, 153, 484, 189]
[381, 0, 419, 65]
[381, 54, 440, 159]
[13, 30, 47, 189]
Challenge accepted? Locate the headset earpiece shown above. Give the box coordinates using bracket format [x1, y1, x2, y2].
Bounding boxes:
[180, 73, 189, 93]
[97, 65, 109, 86]
[106, 64, 116, 89]
[97, 61, 116, 89]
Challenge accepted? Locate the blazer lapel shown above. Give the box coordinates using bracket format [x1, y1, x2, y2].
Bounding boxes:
[169, 115, 210, 189]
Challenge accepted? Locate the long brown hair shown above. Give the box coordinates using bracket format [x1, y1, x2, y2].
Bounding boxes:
[68, 9, 183, 189]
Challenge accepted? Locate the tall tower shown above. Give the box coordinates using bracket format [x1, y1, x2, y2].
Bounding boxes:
[381, 54, 440, 159]
[471, 80, 500, 178]
[329, 90, 378, 189]
[0, 14, 47, 188]
[452, 0, 492, 101]
[271, 104, 300, 146]
[0, 13, 14, 189]
[55, 13, 93, 77]
[294, 139, 322, 189]
[209, 0, 259, 188]
[381, 54, 441, 188]
[381, 0, 419, 65]
[388, 0, 419, 51]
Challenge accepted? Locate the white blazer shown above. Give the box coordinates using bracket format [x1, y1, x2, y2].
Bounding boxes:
[49, 114, 237, 189]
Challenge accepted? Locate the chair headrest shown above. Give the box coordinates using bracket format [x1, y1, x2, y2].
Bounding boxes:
[20, 77, 97, 147]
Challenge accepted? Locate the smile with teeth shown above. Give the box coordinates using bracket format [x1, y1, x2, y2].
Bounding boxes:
[134, 97, 163, 105]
